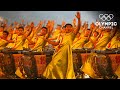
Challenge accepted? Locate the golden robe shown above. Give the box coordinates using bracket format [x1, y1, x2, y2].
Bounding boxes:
[72, 36, 88, 49]
[106, 32, 120, 49]
[0, 32, 3, 37]
[31, 36, 45, 52]
[95, 32, 111, 50]
[6, 34, 18, 48]
[13, 35, 24, 50]
[52, 29, 61, 39]
[81, 53, 98, 78]
[0, 38, 8, 50]
[43, 32, 76, 79]
[84, 36, 97, 49]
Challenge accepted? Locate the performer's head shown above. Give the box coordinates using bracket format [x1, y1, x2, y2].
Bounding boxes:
[0, 26, 4, 32]
[30, 22, 34, 28]
[3, 31, 9, 38]
[39, 27, 48, 36]
[93, 31, 99, 37]
[56, 24, 62, 30]
[18, 27, 24, 36]
[64, 23, 73, 33]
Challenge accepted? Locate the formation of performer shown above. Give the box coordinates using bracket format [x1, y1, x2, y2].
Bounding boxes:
[0, 12, 120, 79]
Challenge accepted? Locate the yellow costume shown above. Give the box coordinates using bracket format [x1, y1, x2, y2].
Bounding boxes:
[106, 31, 120, 49]
[84, 36, 97, 49]
[95, 32, 111, 50]
[52, 29, 61, 39]
[6, 34, 18, 48]
[15, 67, 26, 79]
[43, 32, 76, 79]
[0, 32, 3, 37]
[72, 36, 88, 49]
[23, 30, 35, 49]
[81, 53, 98, 78]
[31, 36, 45, 52]
[0, 38, 8, 50]
[13, 35, 24, 50]
[23, 39, 29, 49]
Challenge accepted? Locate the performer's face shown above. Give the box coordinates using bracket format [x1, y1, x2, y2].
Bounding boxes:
[18, 28, 24, 35]
[40, 28, 47, 35]
[65, 25, 73, 33]
[0, 27, 4, 32]
[3, 32, 8, 38]
[56, 25, 61, 30]
[30, 22, 34, 28]
[93, 32, 98, 37]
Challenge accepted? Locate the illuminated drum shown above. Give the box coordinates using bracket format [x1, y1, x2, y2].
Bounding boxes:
[34, 55, 46, 77]
[22, 54, 37, 78]
[93, 54, 114, 78]
[13, 54, 23, 70]
[2, 53, 16, 75]
[108, 54, 120, 72]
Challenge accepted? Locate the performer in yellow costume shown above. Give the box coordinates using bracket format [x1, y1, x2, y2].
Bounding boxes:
[0, 31, 9, 50]
[31, 26, 51, 52]
[43, 12, 81, 79]
[6, 28, 18, 48]
[0, 26, 4, 37]
[106, 28, 120, 49]
[84, 31, 99, 49]
[12, 27, 25, 50]
[23, 22, 35, 49]
[95, 29, 112, 50]
[51, 24, 61, 39]
[72, 29, 89, 49]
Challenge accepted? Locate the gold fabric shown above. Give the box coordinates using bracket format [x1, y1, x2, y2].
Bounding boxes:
[43, 32, 76, 79]
[95, 32, 111, 50]
[32, 36, 45, 52]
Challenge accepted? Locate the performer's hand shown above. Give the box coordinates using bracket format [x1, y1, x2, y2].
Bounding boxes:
[75, 11, 81, 19]
[73, 18, 76, 25]
[62, 20, 66, 27]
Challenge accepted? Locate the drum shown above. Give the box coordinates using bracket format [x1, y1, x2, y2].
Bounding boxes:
[92, 54, 115, 79]
[22, 54, 37, 78]
[2, 53, 16, 76]
[72, 53, 83, 76]
[13, 54, 26, 78]
[34, 55, 46, 77]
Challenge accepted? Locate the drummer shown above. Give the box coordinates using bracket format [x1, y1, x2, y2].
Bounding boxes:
[11, 27, 25, 50]
[0, 31, 9, 50]
[31, 21, 54, 52]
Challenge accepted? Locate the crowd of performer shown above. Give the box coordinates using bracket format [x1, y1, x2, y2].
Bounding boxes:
[0, 12, 120, 79]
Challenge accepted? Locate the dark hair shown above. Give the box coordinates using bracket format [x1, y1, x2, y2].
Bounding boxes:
[65, 23, 73, 28]
[3, 31, 9, 36]
[18, 26, 24, 30]
[57, 24, 62, 27]
[42, 27, 48, 32]
[0, 26, 4, 29]
[62, 26, 65, 29]
[42, 27, 47, 30]
[93, 31, 99, 35]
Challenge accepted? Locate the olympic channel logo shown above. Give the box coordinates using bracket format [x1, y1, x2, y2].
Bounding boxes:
[99, 14, 114, 21]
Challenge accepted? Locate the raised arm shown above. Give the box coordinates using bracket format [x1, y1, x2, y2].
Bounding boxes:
[73, 12, 81, 35]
